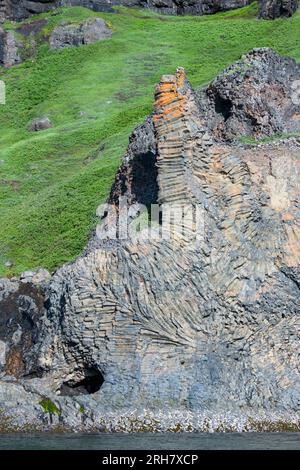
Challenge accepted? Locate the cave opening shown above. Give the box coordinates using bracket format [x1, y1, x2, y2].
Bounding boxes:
[59, 367, 104, 396]
[131, 151, 159, 209]
[214, 95, 232, 121]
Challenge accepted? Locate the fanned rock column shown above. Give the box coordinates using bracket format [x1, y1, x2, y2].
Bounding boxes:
[0, 49, 300, 431]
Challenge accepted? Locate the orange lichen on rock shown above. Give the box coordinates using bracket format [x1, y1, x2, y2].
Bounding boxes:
[153, 68, 187, 124]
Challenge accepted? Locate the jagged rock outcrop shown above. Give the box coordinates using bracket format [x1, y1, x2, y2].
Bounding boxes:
[0, 48, 300, 432]
[0, 0, 252, 22]
[196, 48, 300, 141]
[259, 0, 299, 19]
[49, 17, 112, 50]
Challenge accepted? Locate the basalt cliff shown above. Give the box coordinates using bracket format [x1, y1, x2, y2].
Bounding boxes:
[0, 48, 300, 432]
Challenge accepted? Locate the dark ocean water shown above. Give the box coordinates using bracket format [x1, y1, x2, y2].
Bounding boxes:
[0, 432, 300, 450]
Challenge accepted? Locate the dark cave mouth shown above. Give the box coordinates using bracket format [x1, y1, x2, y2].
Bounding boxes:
[59, 367, 104, 396]
[214, 94, 232, 121]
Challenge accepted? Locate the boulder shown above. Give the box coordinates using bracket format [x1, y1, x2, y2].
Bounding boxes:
[28, 117, 53, 131]
[259, 0, 299, 19]
[49, 17, 112, 50]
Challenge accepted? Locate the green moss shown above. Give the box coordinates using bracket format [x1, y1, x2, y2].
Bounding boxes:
[238, 131, 300, 145]
[40, 398, 61, 416]
[79, 405, 85, 414]
[0, 5, 300, 276]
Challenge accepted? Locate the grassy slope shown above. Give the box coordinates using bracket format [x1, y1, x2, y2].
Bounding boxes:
[0, 3, 299, 276]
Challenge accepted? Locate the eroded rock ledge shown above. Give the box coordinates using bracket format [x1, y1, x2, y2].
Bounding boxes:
[0, 48, 300, 432]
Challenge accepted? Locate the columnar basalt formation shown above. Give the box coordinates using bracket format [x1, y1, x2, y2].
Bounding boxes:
[0, 49, 300, 431]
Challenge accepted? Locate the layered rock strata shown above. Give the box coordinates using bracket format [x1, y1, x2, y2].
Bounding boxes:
[0, 48, 300, 431]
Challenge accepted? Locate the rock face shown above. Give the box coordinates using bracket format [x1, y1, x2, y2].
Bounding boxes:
[49, 17, 112, 50]
[0, 16, 112, 68]
[0, 0, 56, 22]
[196, 48, 300, 141]
[259, 0, 299, 19]
[0, 0, 252, 21]
[0, 28, 21, 67]
[0, 48, 300, 431]
[4, 0, 298, 22]
[143, 0, 250, 15]
[0, 278, 46, 378]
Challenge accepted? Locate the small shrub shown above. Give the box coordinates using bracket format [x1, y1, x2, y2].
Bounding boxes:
[40, 398, 61, 416]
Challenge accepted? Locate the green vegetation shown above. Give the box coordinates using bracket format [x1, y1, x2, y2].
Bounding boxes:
[40, 398, 61, 416]
[0, 4, 300, 276]
[238, 131, 300, 145]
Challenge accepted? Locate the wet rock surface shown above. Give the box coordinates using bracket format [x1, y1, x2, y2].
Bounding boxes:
[0, 48, 300, 431]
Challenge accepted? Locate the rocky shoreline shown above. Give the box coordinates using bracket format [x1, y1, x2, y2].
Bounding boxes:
[2, 406, 300, 433]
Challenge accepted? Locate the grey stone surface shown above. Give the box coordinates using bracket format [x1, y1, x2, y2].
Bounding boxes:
[0, 16, 112, 68]
[0, 49, 300, 431]
[49, 17, 112, 50]
[259, 0, 299, 18]
[196, 48, 300, 141]
[28, 117, 53, 131]
[20, 269, 51, 285]
[0, 27, 21, 67]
